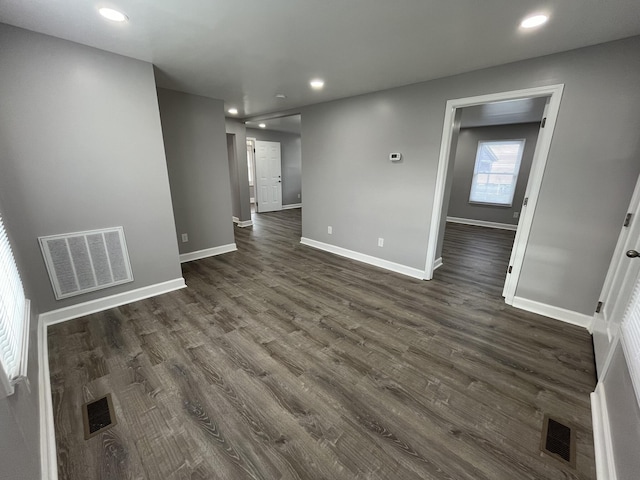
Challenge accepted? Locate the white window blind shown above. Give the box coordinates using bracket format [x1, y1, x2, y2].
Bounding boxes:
[621, 271, 640, 409]
[0, 213, 29, 398]
[469, 139, 525, 206]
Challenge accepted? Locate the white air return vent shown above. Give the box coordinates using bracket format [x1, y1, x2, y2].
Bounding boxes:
[39, 227, 133, 300]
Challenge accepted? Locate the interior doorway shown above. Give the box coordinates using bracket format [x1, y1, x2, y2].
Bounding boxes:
[425, 85, 564, 307]
[245, 114, 302, 214]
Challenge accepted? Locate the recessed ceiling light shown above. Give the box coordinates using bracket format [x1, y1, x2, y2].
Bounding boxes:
[276, 94, 287, 99]
[520, 14, 549, 29]
[99, 7, 128, 22]
[310, 79, 325, 90]
[259, 123, 266, 128]
[228, 108, 238, 115]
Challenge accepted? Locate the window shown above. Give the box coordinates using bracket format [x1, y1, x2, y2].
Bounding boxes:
[0, 213, 29, 398]
[469, 139, 526, 207]
[622, 271, 640, 410]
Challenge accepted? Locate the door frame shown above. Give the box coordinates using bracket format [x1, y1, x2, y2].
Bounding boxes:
[424, 84, 564, 306]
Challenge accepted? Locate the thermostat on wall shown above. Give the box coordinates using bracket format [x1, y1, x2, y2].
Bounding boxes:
[389, 152, 402, 162]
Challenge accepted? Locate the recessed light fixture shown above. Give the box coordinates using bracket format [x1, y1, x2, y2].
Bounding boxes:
[310, 79, 325, 90]
[520, 14, 549, 29]
[276, 93, 287, 99]
[259, 123, 266, 128]
[98, 7, 128, 22]
[228, 108, 238, 115]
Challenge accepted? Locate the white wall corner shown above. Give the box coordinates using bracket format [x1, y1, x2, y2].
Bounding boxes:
[282, 203, 302, 210]
[300, 237, 425, 280]
[434, 257, 443, 270]
[591, 384, 618, 480]
[511, 296, 593, 330]
[39, 278, 186, 327]
[446, 216, 518, 231]
[180, 244, 237, 263]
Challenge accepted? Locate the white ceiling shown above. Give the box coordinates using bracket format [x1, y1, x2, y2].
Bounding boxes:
[460, 97, 547, 128]
[1, 1, 640, 117]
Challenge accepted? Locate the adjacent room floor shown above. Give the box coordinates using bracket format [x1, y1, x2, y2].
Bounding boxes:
[48, 210, 596, 479]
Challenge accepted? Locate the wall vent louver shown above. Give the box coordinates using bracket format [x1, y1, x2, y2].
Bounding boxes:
[39, 227, 133, 300]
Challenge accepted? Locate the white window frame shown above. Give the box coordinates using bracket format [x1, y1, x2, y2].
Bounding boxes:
[0, 213, 30, 398]
[468, 139, 526, 207]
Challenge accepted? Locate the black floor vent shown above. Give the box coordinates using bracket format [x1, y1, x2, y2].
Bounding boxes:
[540, 415, 575, 467]
[82, 394, 117, 440]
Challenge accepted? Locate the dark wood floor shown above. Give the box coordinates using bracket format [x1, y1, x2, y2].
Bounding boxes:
[48, 211, 596, 479]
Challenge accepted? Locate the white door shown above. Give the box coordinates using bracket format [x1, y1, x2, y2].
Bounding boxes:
[255, 141, 282, 213]
[593, 173, 640, 375]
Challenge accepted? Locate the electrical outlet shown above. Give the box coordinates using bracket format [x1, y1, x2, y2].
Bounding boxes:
[513, 212, 520, 219]
[328, 226, 332, 234]
[181, 233, 189, 242]
[378, 237, 384, 247]
[297, 193, 301, 199]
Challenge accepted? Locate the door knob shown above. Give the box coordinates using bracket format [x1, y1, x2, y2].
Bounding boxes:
[627, 250, 640, 258]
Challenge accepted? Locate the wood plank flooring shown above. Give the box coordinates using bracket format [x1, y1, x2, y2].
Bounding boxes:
[48, 211, 596, 479]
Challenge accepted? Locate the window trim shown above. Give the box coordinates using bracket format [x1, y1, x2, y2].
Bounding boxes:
[468, 138, 526, 208]
[0, 213, 30, 398]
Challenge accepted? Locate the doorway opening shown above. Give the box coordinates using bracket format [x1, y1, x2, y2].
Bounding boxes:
[425, 85, 564, 307]
[245, 114, 302, 214]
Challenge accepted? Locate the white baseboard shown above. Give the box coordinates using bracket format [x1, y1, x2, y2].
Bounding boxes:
[434, 257, 443, 270]
[38, 315, 57, 480]
[38, 277, 188, 478]
[300, 237, 425, 280]
[232, 217, 253, 228]
[180, 243, 237, 263]
[39, 278, 186, 327]
[511, 296, 593, 330]
[446, 216, 518, 231]
[282, 203, 302, 210]
[591, 384, 617, 480]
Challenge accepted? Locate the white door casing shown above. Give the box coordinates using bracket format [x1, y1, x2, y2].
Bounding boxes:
[593, 174, 640, 375]
[255, 141, 282, 213]
[425, 84, 564, 308]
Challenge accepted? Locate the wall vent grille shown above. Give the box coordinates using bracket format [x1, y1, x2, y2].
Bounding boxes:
[39, 227, 133, 300]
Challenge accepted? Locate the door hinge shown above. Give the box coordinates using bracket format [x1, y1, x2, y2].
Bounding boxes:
[541, 117, 547, 128]
[508, 266, 513, 274]
[624, 213, 632, 227]
[595, 301, 603, 314]
[523, 197, 529, 207]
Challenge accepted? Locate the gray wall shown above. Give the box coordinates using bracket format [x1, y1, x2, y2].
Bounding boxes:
[301, 35, 640, 315]
[225, 119, 251, 222]
[602, 343, 640, 479]
[0, 24, 184, 478]
[157, 88, 235, 254]
[448, 123, 540, 225]
[0, 205, 40, 480]
[246, 129, 302, 205]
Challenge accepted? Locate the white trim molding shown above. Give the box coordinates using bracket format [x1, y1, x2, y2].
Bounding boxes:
[300, 237, 425, 280]
[425, 84, 565, 287]
[446, 216, 518, 231]
[179, 243, 237, 263]
[511, 296, 592, 330]
[38, 277, 189, 479]
[39, 315, 57, 480]
[282, 203, 302, 210]
[232, 217, 253, 228]
[591, 383, 618, 480]
[39, 278, 186, 327]
[434, 257, 443, 270]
